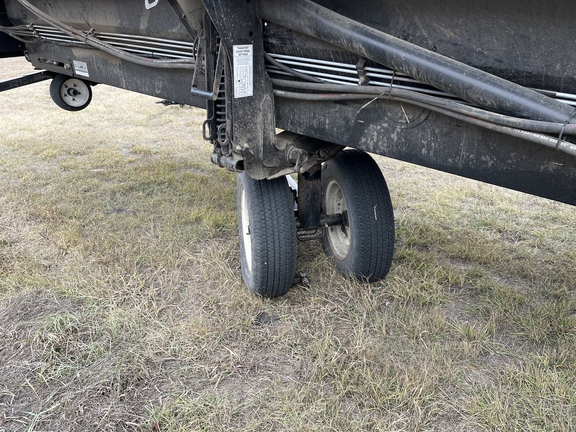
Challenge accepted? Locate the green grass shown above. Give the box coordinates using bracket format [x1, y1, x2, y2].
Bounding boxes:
[1, 57, 576, 431]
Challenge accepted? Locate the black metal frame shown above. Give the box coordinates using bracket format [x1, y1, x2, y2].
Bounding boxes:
[1, 0, 575, 209]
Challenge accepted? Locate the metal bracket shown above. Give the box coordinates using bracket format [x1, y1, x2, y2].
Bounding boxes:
[191, 30, 225, 101]
[356, 58, 369, 86]
[201, 0, 277, 179]
[297, 227, 324, 241]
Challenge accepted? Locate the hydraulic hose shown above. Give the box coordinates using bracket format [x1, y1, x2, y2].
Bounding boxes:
[271, 79, 576, 136]
[0, 24, 39, 43]
[271, 81, 576, 157]
[16, 0, 195, 70]
[259, 0, 576, 124]
[265, 52, 323, 83]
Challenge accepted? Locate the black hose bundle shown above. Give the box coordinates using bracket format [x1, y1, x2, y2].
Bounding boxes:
[270, 78, 576, 157]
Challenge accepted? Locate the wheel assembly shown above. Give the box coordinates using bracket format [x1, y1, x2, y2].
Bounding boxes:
[322, 149, 395, 281]
[237, 172, 297, 297]
[49, 74, 92, 111]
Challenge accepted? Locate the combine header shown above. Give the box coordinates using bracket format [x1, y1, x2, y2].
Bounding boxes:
[1, 0, 575, 296]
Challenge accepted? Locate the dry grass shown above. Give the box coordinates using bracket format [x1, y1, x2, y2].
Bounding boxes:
[1, 57, 575, 431]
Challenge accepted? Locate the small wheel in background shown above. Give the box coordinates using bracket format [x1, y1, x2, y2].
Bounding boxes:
[322, 149, 395, 281]
[237, 172, 297, 297]
[50, 74, 92, 111]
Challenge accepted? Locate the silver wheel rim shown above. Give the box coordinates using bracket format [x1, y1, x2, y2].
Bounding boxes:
[325, 178, 349, 260]
[60, 78, 90, 108]
[240, 186, 252, 272]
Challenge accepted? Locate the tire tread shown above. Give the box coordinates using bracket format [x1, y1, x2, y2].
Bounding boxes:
[322, 149, 395, 281]
[237, 173, 297, 297]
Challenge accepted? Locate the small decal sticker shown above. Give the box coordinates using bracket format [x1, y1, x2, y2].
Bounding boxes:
[145, 0, 159, 9]
[233, 45, 253, 99]
[73, 60, 89, 78]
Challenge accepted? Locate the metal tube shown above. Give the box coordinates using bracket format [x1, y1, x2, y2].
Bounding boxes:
[266, 52, 576, 106]
[259, 0, 576, 123]
[0, 71, 54, 92]
[270, 53, 357, 70]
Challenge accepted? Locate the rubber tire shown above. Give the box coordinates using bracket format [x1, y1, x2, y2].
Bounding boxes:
[237, 172, 297, 297]
[50, 74, 92, 111]
[322, 149, 395, 281]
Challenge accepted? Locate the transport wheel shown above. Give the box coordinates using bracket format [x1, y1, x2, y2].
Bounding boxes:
[50, 74, 92, 111]
[237, 172, 297, 297]
[322, 149, 395, 281]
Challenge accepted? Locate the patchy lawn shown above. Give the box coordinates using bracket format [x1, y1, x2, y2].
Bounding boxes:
[1, 57, 575, 431]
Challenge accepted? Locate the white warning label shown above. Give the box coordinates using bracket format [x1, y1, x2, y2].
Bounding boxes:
[233, 45, 253, 99]
[73, 60, 89, 78]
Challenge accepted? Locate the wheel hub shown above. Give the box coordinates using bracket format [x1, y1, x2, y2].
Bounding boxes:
[66, 86, 81, 97]
[324, 178, 350, 260]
